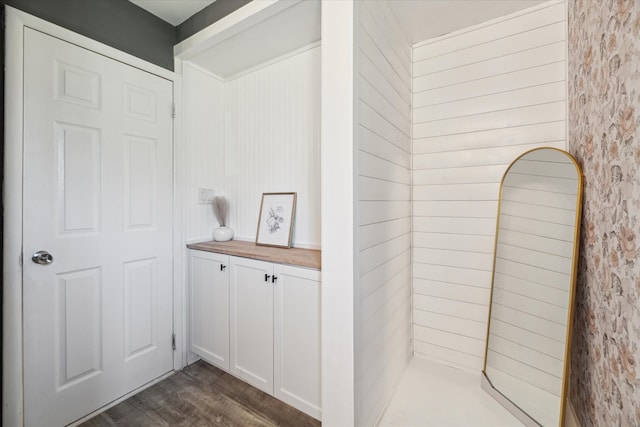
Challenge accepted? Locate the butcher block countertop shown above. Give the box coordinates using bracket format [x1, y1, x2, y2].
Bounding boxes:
[187, 240, 321, 270]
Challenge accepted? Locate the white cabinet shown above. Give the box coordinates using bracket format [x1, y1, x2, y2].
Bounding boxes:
[188, 248, 321, 420]
[273, 264, 321, 419]
[188, 250, 229, 370]
[229, 257, 274, 393]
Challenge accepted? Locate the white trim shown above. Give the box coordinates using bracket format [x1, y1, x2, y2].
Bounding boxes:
[174, 0, 301, 60]
[187, 353, 202, 366]
[3, 7, 26, 427]
[173, 59, 213, 373]
[412, 0, 564, 48]
[172, 60, 187, 372]
[183, 60, 226, 82]
[565, 399, 581, 427]
[371, 355, 412, 427]
[352, 0, 362, 424]
[481, 373, 538, 427]
[409, 7, 416, 361]
[564, 0, 569, 153]
[320, 1, 357, 424]
[2, 6, 181, 426]
[224, 41, 321, 82]
[173, 57, 193, 372]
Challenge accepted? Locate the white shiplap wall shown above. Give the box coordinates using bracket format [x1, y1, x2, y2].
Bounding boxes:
[225, 47, 321, 248]
[356, 2, 412, 426]
[411, 0, 567, 372]
[182, 47, 321, 247]
[183, 63, 226, 241]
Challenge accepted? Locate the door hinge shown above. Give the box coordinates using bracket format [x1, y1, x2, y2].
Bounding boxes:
[19, 252, 23, 267]
[171, 103, 176, 119]
[172, 333, 176, 351]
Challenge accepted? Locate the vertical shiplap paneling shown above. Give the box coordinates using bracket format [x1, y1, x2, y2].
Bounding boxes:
[225, 47, 321, 248]
[356, 2, 412, 426]
[411, 0, 567, 372]
[183, 63, 226, 241]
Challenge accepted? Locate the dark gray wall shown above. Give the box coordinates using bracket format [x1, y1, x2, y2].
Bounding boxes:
[176, 0, 251, 43]
[2, 0, 176, 70]
[2, 0, 254, 69]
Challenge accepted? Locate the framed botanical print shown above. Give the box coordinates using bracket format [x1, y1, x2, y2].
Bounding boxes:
[255, 192, 297, 248]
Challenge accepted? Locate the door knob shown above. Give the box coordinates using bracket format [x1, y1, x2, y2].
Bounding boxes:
[32, 250, 54, 265]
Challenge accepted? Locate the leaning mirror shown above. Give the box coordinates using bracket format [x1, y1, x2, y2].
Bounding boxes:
[482, 147, 583, 427]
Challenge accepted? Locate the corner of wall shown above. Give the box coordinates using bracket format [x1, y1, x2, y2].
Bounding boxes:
[320, 1, 357, 424]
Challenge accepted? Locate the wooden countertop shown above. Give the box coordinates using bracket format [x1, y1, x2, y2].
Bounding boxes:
[187, 240, 321, 270]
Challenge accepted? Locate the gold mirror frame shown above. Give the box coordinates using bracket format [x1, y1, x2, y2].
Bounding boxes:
[481, 147, 583, 427]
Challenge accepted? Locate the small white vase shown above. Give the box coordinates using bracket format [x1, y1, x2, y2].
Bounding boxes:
[213, 226, 234, 242]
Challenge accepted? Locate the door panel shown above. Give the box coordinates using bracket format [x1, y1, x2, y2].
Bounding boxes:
[56, 267, 103, 388]
[57, 123, 101, 233]
[124, 136, 157, 229]
[23, 28, 173, 427]
[273, 265, 322, 419]
[229, 257, 274, 393]
[189, 250, 230, 370]
[124, 258, 158, 360]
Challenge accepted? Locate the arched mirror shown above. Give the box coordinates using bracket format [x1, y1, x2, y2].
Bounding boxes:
[482, 147, 583, 427]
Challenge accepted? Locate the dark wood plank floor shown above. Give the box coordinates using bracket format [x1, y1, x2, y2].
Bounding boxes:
[80, 360, 321, 427]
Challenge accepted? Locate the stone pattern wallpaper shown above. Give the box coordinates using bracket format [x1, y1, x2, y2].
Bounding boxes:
[568, 0, 640, 425]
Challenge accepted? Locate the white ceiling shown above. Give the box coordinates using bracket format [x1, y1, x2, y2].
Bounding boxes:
[188, 0, 321, 79]
[387, 0, 547, 43]
[129, 0, 216, 26]
[130, 0, 546, 43]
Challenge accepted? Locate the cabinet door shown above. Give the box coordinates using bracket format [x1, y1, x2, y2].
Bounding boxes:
[229, 256, 274, 393]
[188, 250, 230, 370]
[273, 265, 321, 420]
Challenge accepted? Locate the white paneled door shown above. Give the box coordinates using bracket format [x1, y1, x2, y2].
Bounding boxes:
[23, 28, 174, 427]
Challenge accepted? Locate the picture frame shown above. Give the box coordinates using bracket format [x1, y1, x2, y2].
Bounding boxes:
[255, 192, 297, 248]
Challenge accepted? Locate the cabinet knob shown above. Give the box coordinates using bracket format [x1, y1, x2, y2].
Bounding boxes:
[265, 274, 271, 282]
[272, 275, 277, 284]
[220, 264, 227, 272]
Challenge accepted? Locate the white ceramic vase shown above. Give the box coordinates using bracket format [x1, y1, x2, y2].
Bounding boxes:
[213, 226, 234, 242]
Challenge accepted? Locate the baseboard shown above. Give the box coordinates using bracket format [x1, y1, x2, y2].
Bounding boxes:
[481, 372, 538, 427]
[413, 352, 478, 375]
[371, 351, 413, 427]
[564, 399, 580, 427]
[187, 350, 201, 366]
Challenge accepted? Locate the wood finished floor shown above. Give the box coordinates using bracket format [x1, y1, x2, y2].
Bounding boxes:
[80, 360, 321, 427]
